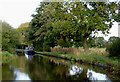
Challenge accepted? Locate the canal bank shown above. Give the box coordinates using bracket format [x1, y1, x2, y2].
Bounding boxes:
[35, 51, 120, 69]
[1, 51, 18, 64]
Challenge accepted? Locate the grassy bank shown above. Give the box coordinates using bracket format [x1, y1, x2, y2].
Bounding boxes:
[36, 48, 120, 68]
[1, 51, 17, 64]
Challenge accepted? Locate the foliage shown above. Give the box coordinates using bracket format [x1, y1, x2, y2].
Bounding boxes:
[108, 36, 119, 44]
[105, 36, 119, 50]
[26, 2, 119, 51]
[111, 1, 120, 22]
[88, 37, 106, 48]
[38, 48, 120, 67]
[2, 51, 17, 64]
[107, 38, 120, 57]
[17, 22, 29, 32]
[57, 37, 72, 48]
[26, 2, 57, 50]
[43, 43, 51, 52]
[87, 36, 96, 47]
[2, 51, 14, 57]
[95, 37, 106, 47]
[2, 21, 20, 53]
[17, 22, 29, 45]
[51, 2, 119, 51]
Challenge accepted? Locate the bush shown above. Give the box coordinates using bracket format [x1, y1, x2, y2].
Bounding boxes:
[43, 45, 51, 52]
[2, 51, 13, 57]
[34, 46, 43, 51]
[2, 51, 17, 64]
[107, 38, 120, 57]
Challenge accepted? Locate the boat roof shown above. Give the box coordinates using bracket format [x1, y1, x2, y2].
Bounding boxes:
[25, 50, 34, 52]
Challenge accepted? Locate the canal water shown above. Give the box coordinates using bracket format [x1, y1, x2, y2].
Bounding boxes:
[2, 55, 120, 81]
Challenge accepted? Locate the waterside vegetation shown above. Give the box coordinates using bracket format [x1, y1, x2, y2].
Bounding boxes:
[1, 51, 17, 64]
[36, 47, 120, 68]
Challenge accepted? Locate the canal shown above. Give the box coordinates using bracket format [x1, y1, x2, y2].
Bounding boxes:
[2, 54, 120, 81]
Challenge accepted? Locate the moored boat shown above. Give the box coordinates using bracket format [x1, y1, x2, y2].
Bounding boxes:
[25, 47, 35, 59]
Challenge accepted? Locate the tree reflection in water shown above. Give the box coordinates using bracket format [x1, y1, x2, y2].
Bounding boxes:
[2, 64, 17, 80]
[2, 55, 118, 81]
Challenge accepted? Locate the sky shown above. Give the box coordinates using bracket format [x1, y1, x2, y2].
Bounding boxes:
[0, 0, 119, 40]
[0, 0, 42, 28]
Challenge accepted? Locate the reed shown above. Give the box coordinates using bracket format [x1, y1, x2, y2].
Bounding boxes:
[51, 46, 84, 54]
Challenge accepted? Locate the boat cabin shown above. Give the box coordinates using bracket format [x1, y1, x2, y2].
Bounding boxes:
[25, 47, 35, 55]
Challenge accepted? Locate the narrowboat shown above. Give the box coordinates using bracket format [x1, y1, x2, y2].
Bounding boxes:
[25, 47, 35, 59]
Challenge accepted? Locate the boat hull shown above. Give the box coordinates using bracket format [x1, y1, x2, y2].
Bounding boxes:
[25, 53, 34, 59]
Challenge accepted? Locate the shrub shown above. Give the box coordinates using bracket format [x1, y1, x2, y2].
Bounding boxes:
[43, 45, 51, 52]
[2, 51, 17, 64]
[107, 38, 120, 57]
[34, 46, 43, 51]
[2, 51, 11, 57]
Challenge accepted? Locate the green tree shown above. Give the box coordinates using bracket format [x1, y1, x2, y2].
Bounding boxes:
[86, 36, 106, 48]
[27, 2, 119, 52]
[17, 22, 29, 45]
[2, 21, 20, 53]
[52, 2, 118, 51]
[95, 37, 106, 48]
[111, 1, 120, 22]
[108, 36, 119, 44]
[87, 36, 96, 48]
[57, 37, 72, 47]
[26, 2, 57, 50]
[107, 38, 120, 57]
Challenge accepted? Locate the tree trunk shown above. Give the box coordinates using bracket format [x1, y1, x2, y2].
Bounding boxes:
[83, 37, 89, 52]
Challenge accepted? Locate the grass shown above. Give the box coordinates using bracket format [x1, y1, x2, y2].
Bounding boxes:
[1, 51, 18, 64]
[36, 48, 120, 67]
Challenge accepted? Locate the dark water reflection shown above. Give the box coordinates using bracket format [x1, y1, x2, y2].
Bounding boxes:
[2, 55, 119, 81]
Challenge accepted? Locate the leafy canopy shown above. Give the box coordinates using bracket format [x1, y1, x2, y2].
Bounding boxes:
[26, 2, 119, 51]
[2, 21, 20, 52]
